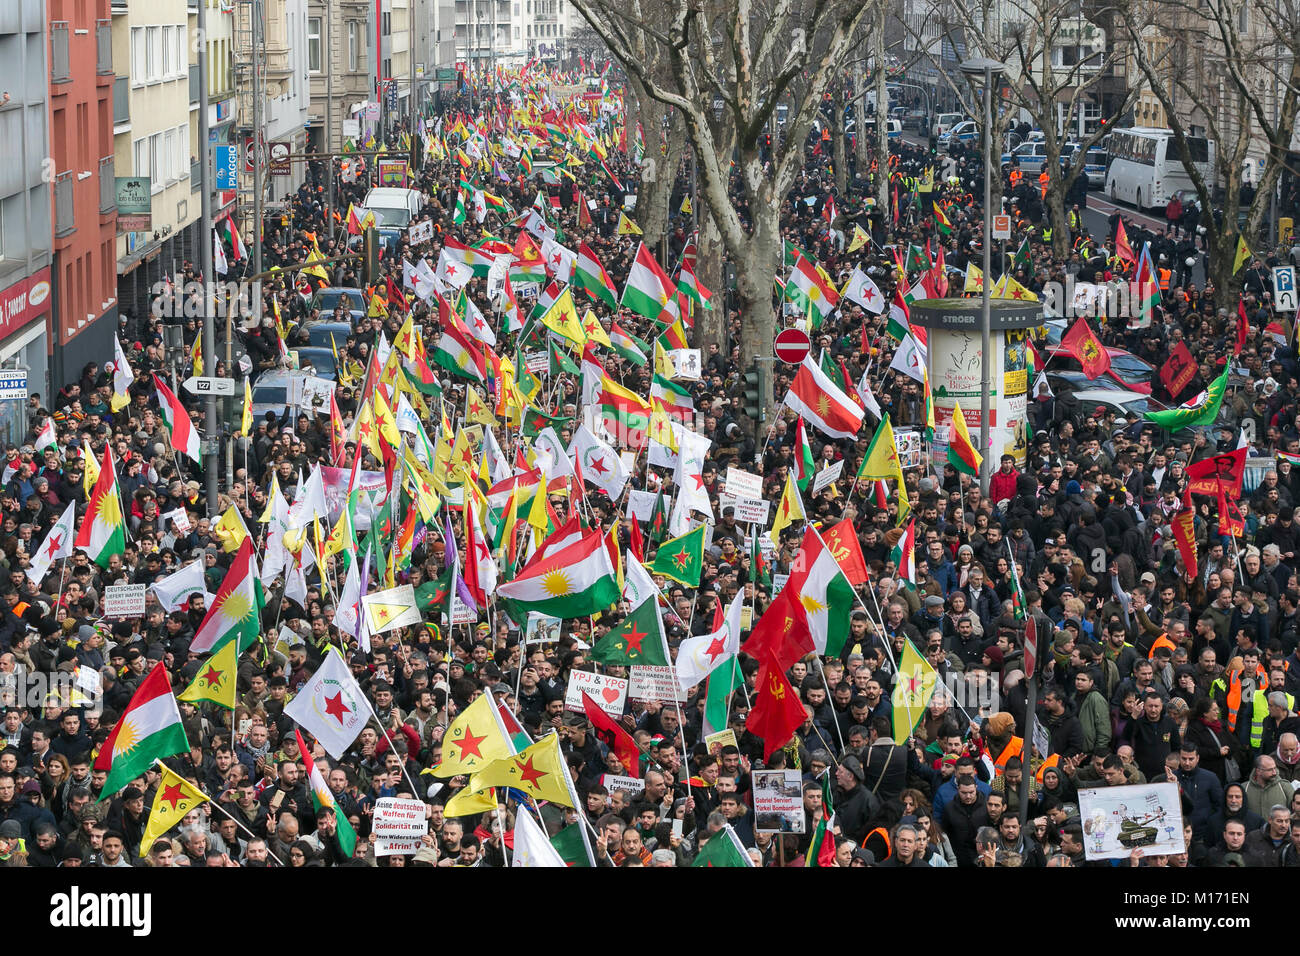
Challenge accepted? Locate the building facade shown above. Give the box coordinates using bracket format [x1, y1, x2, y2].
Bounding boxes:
[0, 0, 55, 421]
[111, 0, 199, 325]
[48, 0, 119, 387]
[306, 0, 372, 152]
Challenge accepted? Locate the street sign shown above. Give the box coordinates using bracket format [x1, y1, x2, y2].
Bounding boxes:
[773, 327, 811, 364]
[992, 214, 1012, 240]
[1273, 265, 1297, 312]
[182, 376, 236, 397]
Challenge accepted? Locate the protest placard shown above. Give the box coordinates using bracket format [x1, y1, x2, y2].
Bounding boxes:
[103, 584, 147, 618]
[565, 670, 628, 718]
[628, 665, 687, 703]
[753, 770, 806, 834]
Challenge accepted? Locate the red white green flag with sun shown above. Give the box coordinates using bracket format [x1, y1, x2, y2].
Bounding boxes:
[188, 536, 265, 655]
[93, 662, 189, 799]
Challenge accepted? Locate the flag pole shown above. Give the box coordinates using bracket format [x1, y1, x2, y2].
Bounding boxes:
[208, 797, 287, 866]
[349, 647, 424, 797]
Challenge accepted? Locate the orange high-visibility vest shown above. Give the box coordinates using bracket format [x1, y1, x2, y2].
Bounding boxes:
[865, 826, 892, 859]
[1158, 268, 1171, 290]
[1226, 671, 1243, 731]
[1036, 752, 1060, 784]
[994, 737, 1024, 776]
[1148, 634, 1177, 660]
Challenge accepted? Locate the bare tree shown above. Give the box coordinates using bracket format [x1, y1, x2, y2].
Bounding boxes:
[568, 0, 876, 408]
[1120, 0, 1300, 311]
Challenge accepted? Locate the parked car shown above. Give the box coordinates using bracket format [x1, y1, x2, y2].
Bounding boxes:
[1047, 344, 1155, 394]
[310, 287, 365, 322]
[292, 346, 338, 380]
[300, 320, 353, 350]
[933, 113, 966, 138]
[940, 119, 979, 151]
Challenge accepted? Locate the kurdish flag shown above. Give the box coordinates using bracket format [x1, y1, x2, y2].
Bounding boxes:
[787, 526, 856, 657]
[933, 202, 953, 235]
[296, 729, 357, 857]
[609, 321, 648, 366]
[189, 536, 264, 654]
[74, 445, 125, 568]
[946, 400, 983, 476]
[153, 374, 200, 462]
[574, 242, 618, 309]
[497, 530, 620, 619]
[891, 517, 917, 589]
[620, 242, 675, 320]
[94, 662, 189, 799]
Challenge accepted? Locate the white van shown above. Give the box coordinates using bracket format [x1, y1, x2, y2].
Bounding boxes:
[933, 113, 966, 138]
[362, 186, 425, 227]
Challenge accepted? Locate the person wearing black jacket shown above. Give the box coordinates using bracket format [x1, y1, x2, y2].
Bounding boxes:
[945, 777, 987, 867]
[1039, 687, 1086, 761]
[832, 755, 879, 844]
[1119, 692, 1182, 781]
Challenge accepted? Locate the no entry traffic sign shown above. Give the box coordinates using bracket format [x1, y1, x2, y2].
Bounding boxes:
[774, 327, 811, 364]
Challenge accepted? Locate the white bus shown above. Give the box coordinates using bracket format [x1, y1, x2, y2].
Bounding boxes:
[1104, 127, 1215, 211]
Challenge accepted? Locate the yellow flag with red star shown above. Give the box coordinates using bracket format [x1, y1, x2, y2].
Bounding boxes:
[423, 692, 513, 777]
[178, 634, 239, 710]
[892, 638, 938, 740]
[466, 732, 574, 807]
[138, 762, 209, 856]
[770, 472, 806, 542]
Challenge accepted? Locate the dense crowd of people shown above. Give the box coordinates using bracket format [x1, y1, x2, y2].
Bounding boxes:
[2, 66, 1300, 871]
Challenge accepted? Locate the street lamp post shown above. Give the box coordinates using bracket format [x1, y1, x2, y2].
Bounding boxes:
[959, 57, 1006, 496]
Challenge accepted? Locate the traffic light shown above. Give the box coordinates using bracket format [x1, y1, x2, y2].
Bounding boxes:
[743, 366, 762, 419]
[362, 227, 380, 285]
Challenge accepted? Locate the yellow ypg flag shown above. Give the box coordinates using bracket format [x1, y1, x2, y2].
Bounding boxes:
[465, 386, 497, 426]
[259, 473, 284, 523]
[240, 378, 253, 437]
[892, 639, 937, 739]
[425, 693, 513, 777]
[540, 288, 587, 345]
[992, 273, 1037, 301]
[617, 212, 643, 235]
[190, 336, 203, 377]
[680, 195, 692, 214]
[138, 763, 210, 855]
[770, 472, 806, 541]
[580, 310, 612, 347]
[1233, 235, 1251, 274]
[467, 733, 573, 807]
[847, 224, 870, 254]
[372, 389, 402, 453]
[214, 505, 250, 553]
[178, 636, 240, 710]
[82, 438, 100, 496]
[442, 784, 501, 817]
[964, 262, 984, 293]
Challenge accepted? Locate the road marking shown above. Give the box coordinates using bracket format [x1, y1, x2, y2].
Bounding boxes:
[1088, 195, 1169, 233]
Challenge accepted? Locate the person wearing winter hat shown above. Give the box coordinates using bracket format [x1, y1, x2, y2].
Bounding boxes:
[985, 712, 1023, 777]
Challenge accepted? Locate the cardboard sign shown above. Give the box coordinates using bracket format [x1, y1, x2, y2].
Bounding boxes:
[625, 489, 658, 523]
[372, 797, 429, 857]
[733, 496, 770, 525]
[524, 350, 549, 373]
[450, 593, 478, 625]
[752, 769, 806, 834]
[628, 665, 687, 703]
[103, 584, 147, 618]
[524, 613, 563, 644]
[600, 774, 645, 798]
[772, 573, 790, 597]
[1160, 341, 1197, 398]
[812, 459, 845, 494]
[704, 729, 738, 755]
[408, 219, 434, 245]
[565, 670, 628, 718]
[725, 467, 764, 500]
[672, 349, 702, 380]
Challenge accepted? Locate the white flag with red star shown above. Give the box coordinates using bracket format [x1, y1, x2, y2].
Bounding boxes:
[25, 502, 74, 585]
[283, 648, 369, 759]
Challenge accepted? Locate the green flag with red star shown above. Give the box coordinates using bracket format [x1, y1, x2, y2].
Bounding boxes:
[649, 524, 706, 588]
[589, 596, 669, 667]
[647, 486, 670, 545]
[522, 404, 573, 439]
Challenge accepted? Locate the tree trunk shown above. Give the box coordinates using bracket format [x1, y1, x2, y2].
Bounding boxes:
[694, 208, 727, 355]
[1046, 180, 1071, 260]
[874, 31, 890, 215]
[854, 62, 868, 167]
[832, 89, 848, 196]
[734, 190, 781, 414]
[642, 113, 686, 251]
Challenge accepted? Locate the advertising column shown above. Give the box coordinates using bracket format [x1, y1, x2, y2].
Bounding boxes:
[909, 298, 1040, 471]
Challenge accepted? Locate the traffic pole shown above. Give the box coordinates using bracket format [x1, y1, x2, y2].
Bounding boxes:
[197, 0, 219, 518]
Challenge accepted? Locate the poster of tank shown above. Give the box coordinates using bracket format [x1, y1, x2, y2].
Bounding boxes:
[1078, 782, 1185, 860]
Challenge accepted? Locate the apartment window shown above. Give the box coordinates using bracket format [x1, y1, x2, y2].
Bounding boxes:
[307, 16, 321, 72]
[382, 12, 390, 35]
[133, 136, 148, 179]
[147, 25, 161, 81]
[131, 26, 145, 82]
[164, 128, 176, 183]
[174, 124, 186, 180]
[149, 131, 163, 192]
[0, 205, 4, 262]
[174, 26, 184, 77]
[514, 26, 519, 38]
[514, 2, 519, 12]
[163, 25, 174, 77]
[348, 21, 360, 72]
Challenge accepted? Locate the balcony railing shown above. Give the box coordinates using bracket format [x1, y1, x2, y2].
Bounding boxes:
[190, 64, 201, 105]
[97, 19, 113, 75]
[51, 22, 70, 83]
[55, 171, 75, 238]
[191, 160, 202, 191]
[113, 76, 130, 126]
[99, 157, 116, 213]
